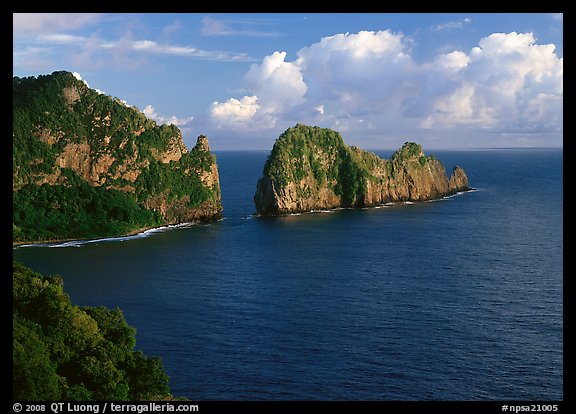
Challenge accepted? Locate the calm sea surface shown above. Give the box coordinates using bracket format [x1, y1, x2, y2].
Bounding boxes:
[13, 149, 563, 400]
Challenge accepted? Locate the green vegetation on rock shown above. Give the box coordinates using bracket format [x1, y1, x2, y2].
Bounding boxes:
[254, 124, 469, 215]
[263, 124, 345, 188]
[13, 168, 162, 242]
[13, 71, 222, 243]
[333, 146, 368, 207]
[13, 262, 171, 400]
[258, 124, 370, 210]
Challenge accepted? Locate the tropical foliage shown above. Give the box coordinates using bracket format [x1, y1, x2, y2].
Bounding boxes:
[262, 124, 371, 207]
[13, 262, 170, 400]
[13, 71, 220, 243]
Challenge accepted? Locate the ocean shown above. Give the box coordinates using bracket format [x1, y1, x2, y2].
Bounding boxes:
[13, 148, 563, 401]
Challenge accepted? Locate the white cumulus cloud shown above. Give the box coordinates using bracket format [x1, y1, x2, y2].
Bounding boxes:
[71, 71, 105, 95]
[207, 29, 562, 147]
[210, 96, 260, 126]
[422, 32, 563, 133]
[209, 51, 306, 129]
[434, 51, 470, 72]
[244, 51, 307, 114]
[143, 105, 194, 127]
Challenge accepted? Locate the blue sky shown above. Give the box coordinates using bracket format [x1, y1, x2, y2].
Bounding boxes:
[13, 13, 563, 150]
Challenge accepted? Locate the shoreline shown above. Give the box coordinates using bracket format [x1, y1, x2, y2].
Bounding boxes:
[13, 212, 223, 248]
[255, 187, 477, 218]
[13, 224, 178, 248]
[14, 189, 476, 247]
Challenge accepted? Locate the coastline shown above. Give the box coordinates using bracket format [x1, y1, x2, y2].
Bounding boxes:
[13, 209, 223, 248]
[14, 189, 477, 246]
[13, 224, 173, 248]
[256, 187, 477, 217]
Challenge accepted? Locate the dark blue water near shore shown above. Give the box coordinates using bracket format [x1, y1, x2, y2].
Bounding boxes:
[13, 149, 563, 400]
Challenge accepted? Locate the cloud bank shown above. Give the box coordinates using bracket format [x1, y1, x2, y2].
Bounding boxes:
[209, 30, 562, 148]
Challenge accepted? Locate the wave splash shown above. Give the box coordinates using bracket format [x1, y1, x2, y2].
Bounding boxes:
[19, 223, 197, 249]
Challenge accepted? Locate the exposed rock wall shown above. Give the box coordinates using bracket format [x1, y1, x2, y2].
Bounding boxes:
[13, 71, 222, 230]
[254, 124, 469, 216]
[143, 135, 222, 223]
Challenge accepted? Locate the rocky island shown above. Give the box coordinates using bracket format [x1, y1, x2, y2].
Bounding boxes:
[13, 71, 222, 243]
[254, 124, 469, 215]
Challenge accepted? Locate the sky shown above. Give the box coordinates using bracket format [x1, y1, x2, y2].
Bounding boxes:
[13, 13, 563, 151]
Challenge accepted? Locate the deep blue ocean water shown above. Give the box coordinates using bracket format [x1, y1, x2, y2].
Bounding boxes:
[13, 149, 563, 401]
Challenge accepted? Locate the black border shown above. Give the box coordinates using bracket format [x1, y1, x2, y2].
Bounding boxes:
[10, 4, 568, 411]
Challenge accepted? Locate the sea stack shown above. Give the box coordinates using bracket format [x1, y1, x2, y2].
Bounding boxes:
[254, 124, 469, 216]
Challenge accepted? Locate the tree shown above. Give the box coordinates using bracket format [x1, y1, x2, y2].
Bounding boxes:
[12, 262, 171, 401]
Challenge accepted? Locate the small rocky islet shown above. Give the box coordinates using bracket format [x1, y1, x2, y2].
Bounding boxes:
[254, 124, 469, 216]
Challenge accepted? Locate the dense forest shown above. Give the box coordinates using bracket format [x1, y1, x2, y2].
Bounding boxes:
[13, 169, 163, 242]
[13, 71, 221, 243]
[13, 262, 173, 400]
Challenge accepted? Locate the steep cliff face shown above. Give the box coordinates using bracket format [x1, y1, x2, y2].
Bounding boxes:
[254, 124, 469, 216]
[449, 166, 469, 193]
[142, 135, 222, 224]
[13, 71, 222, 242]
[253, 125, 345, 215]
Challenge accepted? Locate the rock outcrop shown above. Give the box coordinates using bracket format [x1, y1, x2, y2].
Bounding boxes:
[13, 71, 222, 242]
[254, 124, 469, 216]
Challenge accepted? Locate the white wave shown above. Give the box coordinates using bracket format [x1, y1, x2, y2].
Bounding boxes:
[370, 204, 392, 209]
[17, 243, 48, 248]
[251, 188, 479, 220]
[48, 234, 141, 248]
[441, 188, 479, 201]
[49, 241, 85, 248]
[38, 223, 197, 248]
[309, 209, 337, 214]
